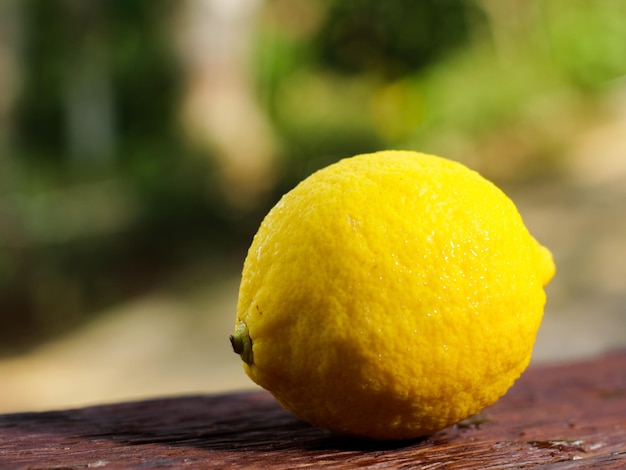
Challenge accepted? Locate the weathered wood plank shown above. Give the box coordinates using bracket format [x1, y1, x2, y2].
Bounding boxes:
[1, 351, 625, 469]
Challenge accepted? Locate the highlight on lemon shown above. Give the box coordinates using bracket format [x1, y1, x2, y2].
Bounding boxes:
[231, 150, 555, 440]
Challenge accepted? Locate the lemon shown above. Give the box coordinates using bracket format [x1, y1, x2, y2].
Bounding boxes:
[231, 150, 555, 440]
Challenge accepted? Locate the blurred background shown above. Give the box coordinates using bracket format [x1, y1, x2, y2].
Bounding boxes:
[1, 0, 625, 413]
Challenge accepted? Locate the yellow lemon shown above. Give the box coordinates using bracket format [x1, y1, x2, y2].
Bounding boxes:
[231, 150, 555, 440]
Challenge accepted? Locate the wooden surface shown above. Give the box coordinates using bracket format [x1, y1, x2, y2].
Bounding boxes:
[1, 352, 625, 469]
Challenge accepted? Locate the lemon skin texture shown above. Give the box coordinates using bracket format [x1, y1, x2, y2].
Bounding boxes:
[233, 150, 555, 440]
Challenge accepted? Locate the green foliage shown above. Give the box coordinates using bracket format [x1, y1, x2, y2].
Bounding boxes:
[3, 0, 626, 352]
[313, 0, 483, 77]
[1, 0, 238, 353]
[254, 0, 626, 186]
[544, 0, 626, 89]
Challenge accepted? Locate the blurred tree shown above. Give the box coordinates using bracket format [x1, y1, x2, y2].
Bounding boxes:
[252, 0, 486, 182]
[13, 0, 181, 171]
[62, 0, 115, 165]
[0, 0, 23, 167]
[4, 0, 622, 354]
[1, 0, 226, 354]
[313, 0, 482, 78]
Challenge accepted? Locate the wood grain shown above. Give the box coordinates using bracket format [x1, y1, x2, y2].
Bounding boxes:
[1, 351, 625, 469]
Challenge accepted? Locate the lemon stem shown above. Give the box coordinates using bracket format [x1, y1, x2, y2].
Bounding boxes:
[230, 322, 254, 365]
